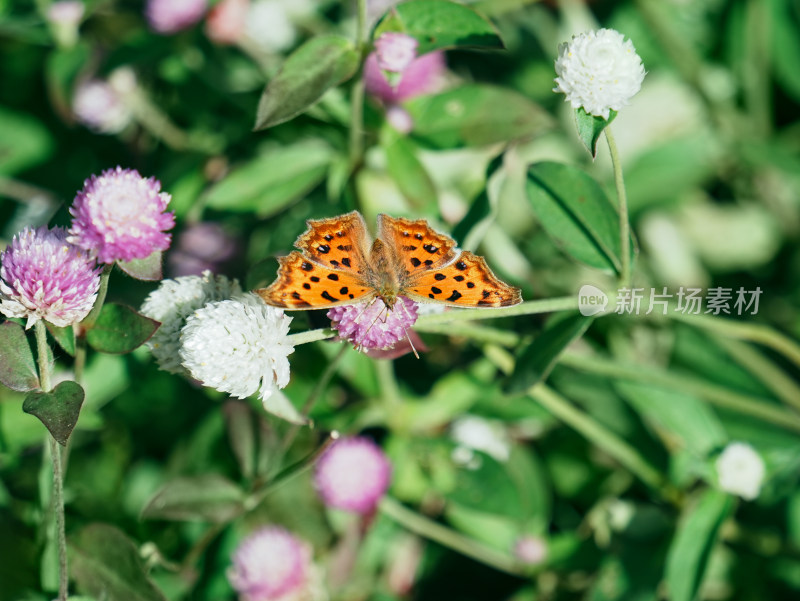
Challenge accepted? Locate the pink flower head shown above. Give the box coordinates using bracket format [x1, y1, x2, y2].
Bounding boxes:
[68, 167, 175, 264]
[365, 50, 446, 105]
[228, 527, 312, 601]
[327, 296, 418, 351]
[73, 79, 131, 134]
[146, 0, 208, 34]
[205, 0, 249, 44]
[374, 32, 418, 73]
[513, 535, 548, 565]
[314, 436, 392, 514]
[0, 227, 100, 329]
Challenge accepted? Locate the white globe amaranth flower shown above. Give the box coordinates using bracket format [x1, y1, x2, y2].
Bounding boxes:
[179, 293, 294, 403]
[450, 415, 511, 468]
[716, 442, 765, 501]
[140, 271, 242, 374]
[554, 28, 646, 120]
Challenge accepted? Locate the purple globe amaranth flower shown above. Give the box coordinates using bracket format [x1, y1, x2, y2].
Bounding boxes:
[68, 166, 175, 264]
[146, 0, 208, 34]
[374, 32, 418, 73]
[0, 226, 101, 329]
[314, 436, 392, 514]
[364, 50, 446, 105]
[327, 296, 418, 351]
[228, 526, 312, 601]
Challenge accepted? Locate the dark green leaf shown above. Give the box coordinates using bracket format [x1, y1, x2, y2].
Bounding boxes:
[85, 303, 160, 354]
[665, 489, 733, 601]
[140, 474, 245, 522]
[374, 0, 504, 55]
[381, 126, 438, 209]
[23, 380, 85, 445]
[117, 251, 163, 281]
[406, 84, 552, 149]
[204, 140, 333, 216]
[46, 323, 75, 357]
[254, 35, 359, 130]
[575, 107, 617, 158]
[526, 162, 629, 273]
[0, 321, 39, 392]
[615, 382, 727, 457]
[223, 401, 256, 480]
[452, 153, 504, 248]
[69, 523, 168, 601]
[507, 313, 594, 393]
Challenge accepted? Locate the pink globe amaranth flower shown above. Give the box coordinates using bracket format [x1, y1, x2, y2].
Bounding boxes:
[206, 0, 249, 44]
[73, 79, 132, 134]
[68, 167, 176, 264]
[0, 226, 100, 329]
[364, 50, 446, 105]
[327, 296, 418, 351]
[314, 436, 392, 514]
[146, 0, 208, 34]
[167, 222, 238, 277]
[374, 32, 418, 73]
[228, 527, 312, 601]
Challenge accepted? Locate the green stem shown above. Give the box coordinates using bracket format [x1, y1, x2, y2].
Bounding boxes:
[604, 127, 631, 288]
[743, 0, 771, 137]
[415, 297, 578, 326]
[558, 351, 800, 433]
[287, 328, 336, 346]
[667, 311, 800, 371]
[379, 497, 525, 576]
[414, 322, 521, 347]
[375, 360, 401, 406]
[35, 321, 68, 601]
[348, 0, 369, 171]
[529, 383, 680, 504]
[80, 264, 113, 328]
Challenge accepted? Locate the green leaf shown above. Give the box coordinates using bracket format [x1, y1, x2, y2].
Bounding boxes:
[69, 523, 168, 601]
[254, 35, 360, 130]
[406, 84, 553, 149]
[85, 303, 160, 354]
[526, 161, 628, 273]
[0, 106, 54, 175]
[223, 401, 256, 480]
[374, 0, 504, 55]
[140, 474, 245, 522]
[381, 126, 438, 210]
[45, 323, 75, 356]
[204, 140, 333, 216]
[117, 251, 163, 281]
[262, 390, 307, 425]
[664, 489, 733, 601]
[23, 380, 85, 446]
[507, 313, 594, 394]
[0, 321, 39, 392]
[575, 107, 617, 158]
[615, 382, 727, 457]
[452, 153, 505, 250]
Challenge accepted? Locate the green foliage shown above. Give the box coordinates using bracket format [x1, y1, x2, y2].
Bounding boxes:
[23, 380, 84, 445]
[85, 304, 160, 354]
[0, 321, 39, 391]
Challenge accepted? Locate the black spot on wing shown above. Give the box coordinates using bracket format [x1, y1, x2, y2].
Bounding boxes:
[303, 283, 311, 290]
[301, 262, 313, 271]
[453, 275, 464, 282]
[402, 245, 418, 251]
[340, 287, 349, 295]
[327, 273, 339, 281]
[482, 290, 491, 299]
[291, 292, 301, 299]
[324, 234, 333, 241]
[330, 259, 340, 267]
[424, 259, 433, 266]
[410, 257, 421, 267]
[456, 261, 467, 270]
[310, 276, 320, 282]
[423, 244, 438, 254]
[414, 233, 423, 240]
[434, 273, 446, 281]
[341, 257, 351, 267]
[318, 244, 330, 254]
[337, 244, 352, 251]
[321, 291, 337, 302]
[467, 281, 475, 288]
[446, 290, 462, 302]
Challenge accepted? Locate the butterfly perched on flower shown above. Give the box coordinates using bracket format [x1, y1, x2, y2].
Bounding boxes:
[257, 211, 521, 310]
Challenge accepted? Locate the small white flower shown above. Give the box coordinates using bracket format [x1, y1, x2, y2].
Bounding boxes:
[179, 293, 294, 404]
[716, 442, 765, 501]
[450, 415, 511, 467]
[554, 28, 645, 120]
[140, 271, 241, 374]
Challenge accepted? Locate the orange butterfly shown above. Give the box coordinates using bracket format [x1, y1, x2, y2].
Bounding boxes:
[257, 211, 522, 310]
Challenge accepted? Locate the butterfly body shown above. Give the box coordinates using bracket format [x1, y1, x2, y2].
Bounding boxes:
[257, 211, 521, 310]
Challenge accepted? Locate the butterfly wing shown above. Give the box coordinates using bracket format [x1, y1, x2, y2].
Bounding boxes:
[295, 211, 371, 274]
[404, 251, 522, 307]
[256, 251, 375, 309]
[378, 214, 458, 275]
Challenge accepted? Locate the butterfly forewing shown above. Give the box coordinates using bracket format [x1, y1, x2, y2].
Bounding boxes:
[295, 211, 371, 274]
[378, 215, 458, 277]
[256, 251, 375, 309]
[405, 251, 522, 307]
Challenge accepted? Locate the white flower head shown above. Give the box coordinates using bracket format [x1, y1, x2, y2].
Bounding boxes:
[716, 442, 766, 501]
[554, 28, 645, 120]
[140, 271, 242, 374]
[179, 293, 294, 403]
[450, 415, 511, 467]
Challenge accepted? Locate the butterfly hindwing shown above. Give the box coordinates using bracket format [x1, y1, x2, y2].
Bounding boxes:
[256, 251, 375, 309]
[405, 251, 522, 307]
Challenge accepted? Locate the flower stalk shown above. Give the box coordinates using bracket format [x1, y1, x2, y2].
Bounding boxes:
[605, 126, 631, 288]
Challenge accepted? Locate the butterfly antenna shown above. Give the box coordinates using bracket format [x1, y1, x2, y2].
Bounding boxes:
[403, 327, 420, 360]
